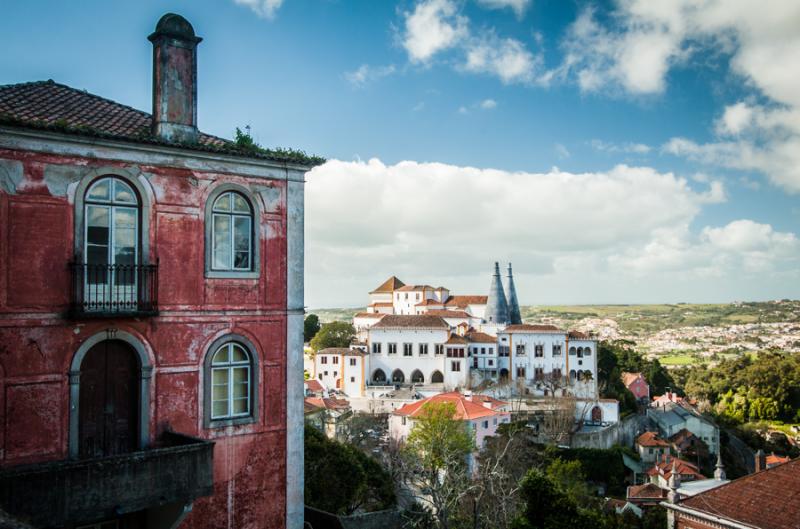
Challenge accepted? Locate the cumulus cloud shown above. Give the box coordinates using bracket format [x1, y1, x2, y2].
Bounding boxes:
[479, 98, 497, 109]
[475, 0, 530, 19]
[463, 33, 541, 84]
[299, 158, 798, 307]
[399, 0, 543, 85]
[233, 0, 284, 19]
[344, 64, 397, 87]
[556, 1, 800, 193]
[402, 0, 468, 63]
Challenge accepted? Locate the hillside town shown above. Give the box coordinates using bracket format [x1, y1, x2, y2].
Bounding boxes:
[2, 3, 800, 529]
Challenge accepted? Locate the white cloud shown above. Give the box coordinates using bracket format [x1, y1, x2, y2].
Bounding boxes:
[557, 1, 800, 193]
[233, 0, 284, 19]
[344, 64, 396, 87]
[555, 143, 570, 159]
[463, 34, 540, 84]
[402, 0, 468, 63]
[479, 98, 497, 110]
[300, 158, 799, 307]
[590, 139, 652, 154]
[475, 0, 531, 19]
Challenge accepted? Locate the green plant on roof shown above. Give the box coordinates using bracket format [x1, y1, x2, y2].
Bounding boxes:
[230, 125, 326, 166]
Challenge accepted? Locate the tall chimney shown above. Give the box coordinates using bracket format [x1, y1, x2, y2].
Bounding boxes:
[148, 13, 202, 143]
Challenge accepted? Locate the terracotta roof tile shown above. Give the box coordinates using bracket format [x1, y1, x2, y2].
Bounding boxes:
[304, 380, 325, 393]
[370, 276, 405, 293]
[465, 331, 497, 343]
[415, 299, 445, 306]
[627, 483, 667, 500]
[504, 324, 562, 333]
[678, 457, 800, 529]
[317, 347, 367, 356]
[396, 284, 434, 292]
[622, 372, 645, 387]
[636, 431, 670, 447]
[353, 312, 386, 319]
[444, 295, 488, 308]
[393, 392, 505, 421]
[445, 334, 468, 344]
[568, 330, 592, 339]
[371, 314, 449, 330]
[426, 310, 471, 319]
[305, 397, 350, 410]
[0, 80, 322, 165]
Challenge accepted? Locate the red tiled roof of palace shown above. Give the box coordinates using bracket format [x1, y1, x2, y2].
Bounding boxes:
[369, 276, 405, 293]
[371, 314, 449, 329]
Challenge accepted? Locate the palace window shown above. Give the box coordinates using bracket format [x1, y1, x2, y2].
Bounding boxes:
[534, 367, 544, 380]
[210, 191, 253, 272]
[349, 358, 357, 366]
[435, 344, 444, 355]
[320, 356, 327, 364]
[534, 345, 544, 358]
[403, 343, 413, 356]
[419, 343, 429, 355]
[553, 345, 562, 356]
[516, 366, 526, 378]
[372, 342, 382, 354]
[332, 356, 339, 364]
[498, 346, 510, 357]
[516, 344, 526, 356]
[208, 341, 255, 422]
[451, 361, 461, 372]
[388, 343, 397, 355]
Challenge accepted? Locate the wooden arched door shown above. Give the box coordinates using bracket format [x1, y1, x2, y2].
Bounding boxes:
[79, 340, 139, 458]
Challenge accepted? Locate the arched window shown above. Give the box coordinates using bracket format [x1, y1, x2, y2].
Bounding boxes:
[583, 346, 592, 356]
[411, 369, 424, 384]
[391, 369, 405, 384]
[211, 191, 253, 271]
[204, 336, 259, 427]
[431, 370, 444, 384]
[84, 177, 140, 303]
[569, 347, 576, 356]
[372, 369, 387, 383]
[577, 347, 584, 358]
[569, 370, 577, 382]
[591, 406, 602, 423]
[211, 342, 252, 419]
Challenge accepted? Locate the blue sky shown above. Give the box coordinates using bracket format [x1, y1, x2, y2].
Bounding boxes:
[2, 0, 799, 307]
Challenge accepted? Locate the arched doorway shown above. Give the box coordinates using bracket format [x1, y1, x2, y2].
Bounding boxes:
[391, 369, 405, 384]
[430, 370, 444, 384]
[372, 369, 387, 383]
[411, 369, 424, 384]
[78, 340, 139, 458]
[591, 406, 602, 423]
[499, 368, 509, 381]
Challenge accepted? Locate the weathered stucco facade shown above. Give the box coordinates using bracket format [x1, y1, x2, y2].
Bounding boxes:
[0, 13, 312, 529]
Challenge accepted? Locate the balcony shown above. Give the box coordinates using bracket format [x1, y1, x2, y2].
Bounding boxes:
[0, 432, 213, 528]
[69, 261, 159, 318]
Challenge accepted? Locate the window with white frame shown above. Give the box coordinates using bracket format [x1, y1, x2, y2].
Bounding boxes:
[210, 342, 252, 420]
[372, 342, 382, 354]
[451, 361, 461, 372]
[211, 191, 253, 271]
[388, 343, 397, 355]
[349, 358, 357, 366]
[419, 343, 428, 355]
[435, 344, 444, 355]
[403, 343, 413, 356]
[552, 345, 562, 356]
[534, 345, 544, 357]
[516, 344, 526, 356]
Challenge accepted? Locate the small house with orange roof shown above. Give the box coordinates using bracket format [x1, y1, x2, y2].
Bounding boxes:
[647, 455, 706, 488]
[636, 431, 671, 463]
[622, 372, 650, 403]
[389, 392, 511, 448]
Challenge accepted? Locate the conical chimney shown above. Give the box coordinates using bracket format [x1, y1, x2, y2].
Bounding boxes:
[484, 262, 509, 324]
[505, 262, 522, 325]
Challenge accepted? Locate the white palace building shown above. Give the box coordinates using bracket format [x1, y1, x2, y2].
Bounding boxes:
[313, 263, 602, 406]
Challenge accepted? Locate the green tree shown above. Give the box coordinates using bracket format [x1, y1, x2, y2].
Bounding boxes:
[304, 313, 321, 343]
[309, 321, 356, 352]
[401, 402, 474, 529]
[304, 425, 395, 514]
[511, 469, 598, 529]
[545, 458, 593, 506]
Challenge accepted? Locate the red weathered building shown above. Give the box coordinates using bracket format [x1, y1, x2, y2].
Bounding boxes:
[0, 13, 315, 529]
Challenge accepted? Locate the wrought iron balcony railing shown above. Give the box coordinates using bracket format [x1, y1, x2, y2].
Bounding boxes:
[69, 260, 159, 317]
